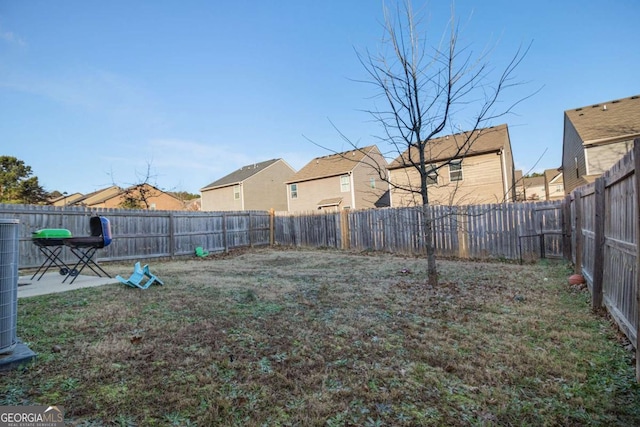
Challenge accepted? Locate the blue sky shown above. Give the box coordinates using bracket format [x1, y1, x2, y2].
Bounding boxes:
[1, 0, 638, 195]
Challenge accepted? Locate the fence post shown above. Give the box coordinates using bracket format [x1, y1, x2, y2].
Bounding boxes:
[269, 209, 275, 246]
[573, 190, 583, 274]
[169, 211, 176, 258]
[457, 206, 469, 258]
[222, 212, 228, 253]
[591, 177, 605, 311]
[248, 212, 253, 247]
[340, 209, 350, 249]
[633, 138, 640, 383]
[562, 195, 572, 261]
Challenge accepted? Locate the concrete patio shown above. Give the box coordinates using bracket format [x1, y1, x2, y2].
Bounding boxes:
[18, 272, 119, 298]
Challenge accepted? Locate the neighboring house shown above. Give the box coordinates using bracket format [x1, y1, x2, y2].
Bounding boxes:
[544, 168, 564, 201]
[50, 192, 84, 207]
[388, 124, 516, 207]
[285, 146, 388, 212]
[69, 184, 185, 210]
[513, 170, 525, 201]
[184, 198, 201, 211]
[562, 94, 640, 194]
[200, 159, 295, 212]
[71, 186, 122, 207]
[522, 175, 546, 201]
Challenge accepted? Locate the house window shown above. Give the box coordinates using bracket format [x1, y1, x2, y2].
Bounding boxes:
[427, 164, 438, 186]
[340, 175, 350, 192]
[290, 183, 298, 199]
[234, 185, 241, 200]
[370, 177, 376, 189]
[449, 160, 463, 182]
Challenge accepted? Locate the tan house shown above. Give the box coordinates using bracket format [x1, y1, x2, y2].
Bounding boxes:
[562, 95, 640, 194]
[522, 175, 546, 201]
[285, 146, 388, 212]
[513, 170, 525, 201]
[69, 184, 185, 210]
[388, 124, 516, 206]
[200, 159, 295, 211]
[544, 169, 564, 201]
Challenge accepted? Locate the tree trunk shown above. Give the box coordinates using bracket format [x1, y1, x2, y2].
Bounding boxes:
[422, 202, 438, 287]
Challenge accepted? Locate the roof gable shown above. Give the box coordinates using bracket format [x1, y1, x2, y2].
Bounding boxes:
[71, 184, 181, 206]
[73, 185, 122, 205]
[523, 176, 545, 187]
[288, 145, 381, 183]
[544, 168, 562, 185]
[564, 95, 640, 143]
[201, 159, 283, 190]
[388, 124, 509, 169]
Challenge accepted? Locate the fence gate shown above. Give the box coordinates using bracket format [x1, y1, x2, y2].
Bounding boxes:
[534, 204, 564, 259]
[518, 203, 565, 262]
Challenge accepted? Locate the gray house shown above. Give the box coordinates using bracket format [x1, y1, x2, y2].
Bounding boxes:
[200, 159, 296, 211]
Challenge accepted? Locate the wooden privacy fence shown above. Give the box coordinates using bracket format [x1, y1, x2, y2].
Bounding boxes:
[274, 200, 565, 262]
[0, 205, 270, 269]
[568, 139, 640, 381]
[4, 139, 640, 380]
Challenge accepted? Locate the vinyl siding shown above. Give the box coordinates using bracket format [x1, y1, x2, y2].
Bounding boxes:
[562, 115, 587, 194]
[242, 161, 294, 211]
[502, 130, 516, 200]
[201, 159, 295, 211]
[390, 152, 506, 206]
[524, 183, 546, 201]
[547, 181, 565, 200]
[351, 149, 388, 209]
[288, 175, 346, 212]
[201, 185, 243, 211]
[287, 146, 388, 212]
[585, 139, 634, 175]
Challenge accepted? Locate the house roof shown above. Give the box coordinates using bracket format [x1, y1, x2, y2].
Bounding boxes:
[317, 197, 343, 207]
[69, 184, 181, 206]
[544, 168, 562, 185]
[523, 175, 545, 188]
[388, 124, 509, 170]
[72, 186, 122, 206]
[201, 159, 282, 191]
[286, 146, 380, 184]
[565, 95, 640, 144]
[50, 192, 84, 207]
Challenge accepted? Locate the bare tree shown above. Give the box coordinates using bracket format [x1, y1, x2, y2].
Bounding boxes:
[117, 161, 162, 209]
[355, 1, 532, 286]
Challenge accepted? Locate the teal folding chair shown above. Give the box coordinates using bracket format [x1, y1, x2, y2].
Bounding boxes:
[116, 262, 164, 289]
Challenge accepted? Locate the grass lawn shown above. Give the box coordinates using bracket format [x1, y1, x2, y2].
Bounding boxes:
[2, 248, 639, 426]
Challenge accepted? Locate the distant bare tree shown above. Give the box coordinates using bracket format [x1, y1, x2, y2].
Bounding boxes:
[353, 1, 533, 286]
[117, 161, 161, 209]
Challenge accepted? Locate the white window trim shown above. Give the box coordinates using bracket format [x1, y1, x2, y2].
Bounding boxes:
[426, 164, 438, 186]
[449, 160, 463, 182]
[340, 175, 350, 192]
